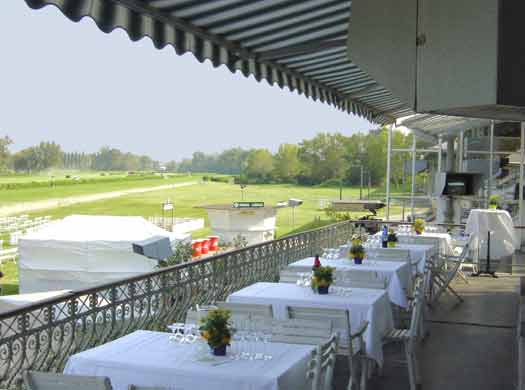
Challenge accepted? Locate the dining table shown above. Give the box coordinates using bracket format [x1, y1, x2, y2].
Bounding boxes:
[64, 330, 314, 390]
[227, 282, 394, 366]
[287, 257, 410, 308]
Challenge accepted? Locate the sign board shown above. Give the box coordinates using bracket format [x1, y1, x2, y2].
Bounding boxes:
[163, 202, 174, 211]
[232, 201, 265, 209]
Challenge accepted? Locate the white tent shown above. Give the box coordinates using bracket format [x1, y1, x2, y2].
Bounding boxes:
[19, 215, 188, 294]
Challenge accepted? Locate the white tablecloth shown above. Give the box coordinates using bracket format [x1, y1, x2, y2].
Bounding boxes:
[466, 209, 518, 259]
[64, 330, 313, 390]
[288, 257, 410, 308]
[228, 282, 393, 365]
[397, 232, 454, 256]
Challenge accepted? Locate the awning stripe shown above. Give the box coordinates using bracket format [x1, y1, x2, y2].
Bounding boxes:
[23, 0, 417, 124]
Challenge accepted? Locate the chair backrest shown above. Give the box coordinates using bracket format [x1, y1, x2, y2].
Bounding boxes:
[408, 279, 425, 343]
[401, 235, 440, 248]
[369, 248, 411, 261]
[129, 386, 183, 390]
[337, 270, 388, 290]
[307, 333, 339, 390]
[216, 301, 274, 320]
[270, 318, 333, 345]
[24, 371, 112, 390]
[287, 306, 356, 355]
[185, 305, 218, 325]
[279, 268, 304, 284]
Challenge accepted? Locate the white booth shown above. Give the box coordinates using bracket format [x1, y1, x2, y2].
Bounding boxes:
[18, 215, 187, 294]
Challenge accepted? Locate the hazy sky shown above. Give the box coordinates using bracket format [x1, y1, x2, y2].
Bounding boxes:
[0, 1, 374, 161]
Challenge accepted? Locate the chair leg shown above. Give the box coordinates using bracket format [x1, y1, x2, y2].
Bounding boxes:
[406, 342, 417, 390]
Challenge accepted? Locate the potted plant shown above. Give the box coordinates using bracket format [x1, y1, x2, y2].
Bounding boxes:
[489, 195, 500, 209]
[387, 229, 398, 247]
[311, 266, 335, 294]
[350, 241, 365, 264]
[413, 218, 425, 235]
[199, 309, 234, 356]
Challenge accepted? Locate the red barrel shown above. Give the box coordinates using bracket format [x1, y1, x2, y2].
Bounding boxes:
[208, 236, 219, 251]
[192, 240, 203, 257]
[201, 239, 210, 254]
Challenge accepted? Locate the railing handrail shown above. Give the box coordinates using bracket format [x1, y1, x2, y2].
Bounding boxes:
[0, 219, 351, 320]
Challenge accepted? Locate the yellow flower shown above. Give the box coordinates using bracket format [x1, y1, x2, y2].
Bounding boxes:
[201, 331, 210, 340]
[222, 336, 231, 344]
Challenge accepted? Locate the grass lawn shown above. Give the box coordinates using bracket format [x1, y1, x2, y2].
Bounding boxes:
[27, 182, 401, 237]
[0, 173, 198, 205]
[2, 182, 408, 296]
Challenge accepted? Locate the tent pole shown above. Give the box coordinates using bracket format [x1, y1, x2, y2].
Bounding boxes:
[411, 132, 416, 222]
[386, 123, 393, 221]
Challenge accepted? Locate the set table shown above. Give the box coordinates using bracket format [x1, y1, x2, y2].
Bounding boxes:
[64, 330, 313, 390]
[288, 257, 410, 308]
[228, 282, 394, 365]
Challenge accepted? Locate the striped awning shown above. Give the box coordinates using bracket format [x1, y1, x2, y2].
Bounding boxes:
[401, 114, 493, 139]
[24, 0, 415, 124]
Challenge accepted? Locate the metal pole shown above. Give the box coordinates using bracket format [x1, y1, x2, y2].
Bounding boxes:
[411, 132, 417, 222]
[368, 172, 371, 199]
[386, 124, 393, 221]
[518, 122, 525, 246]
[458, 130, 464, 172]
[360, 165, 364, 200]
[437, 135, 442, 173]
[488, 120, 494, 207]
[339, 178, 343, 200]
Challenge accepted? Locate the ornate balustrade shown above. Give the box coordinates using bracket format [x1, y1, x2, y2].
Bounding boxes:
[0, 220, 356, 388]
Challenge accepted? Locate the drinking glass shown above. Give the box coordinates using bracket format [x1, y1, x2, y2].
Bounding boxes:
[261, 329, 273, 360]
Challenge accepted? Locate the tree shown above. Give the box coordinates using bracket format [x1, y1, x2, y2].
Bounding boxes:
[273, 144, 300, 182]
[0, 136, 12, 171]
[298, 133, 347, 184]
[245, 149, 274, 181]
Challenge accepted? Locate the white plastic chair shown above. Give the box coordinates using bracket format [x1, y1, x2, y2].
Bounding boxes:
[279, 268, 304, 283]
[383, 278, 425, 390]
[129, 386, 184, 390]
[216, 301, 274, 320]
[270, 318, 333, 345]
[307, 333, 339, 390]
[23, 371, 112, 390]
[287, 306, 369, 390]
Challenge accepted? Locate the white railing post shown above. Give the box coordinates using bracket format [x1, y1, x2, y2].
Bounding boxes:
[386, 123, 393, 221]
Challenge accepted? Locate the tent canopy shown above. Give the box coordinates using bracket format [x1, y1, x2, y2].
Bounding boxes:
[23, 0, 414, 124]
[19, 215, 185, 294]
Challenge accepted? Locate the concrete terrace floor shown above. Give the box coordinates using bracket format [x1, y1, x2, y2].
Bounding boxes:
[333, 255, 522, 390]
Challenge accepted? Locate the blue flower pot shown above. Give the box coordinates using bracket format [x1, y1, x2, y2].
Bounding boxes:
[354, 257, 363, 265]
[317, 285, 329, 294]
[212, 344, 227, 356]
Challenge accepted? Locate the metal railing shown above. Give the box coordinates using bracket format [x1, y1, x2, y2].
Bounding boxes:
[0, 220, 356, 389]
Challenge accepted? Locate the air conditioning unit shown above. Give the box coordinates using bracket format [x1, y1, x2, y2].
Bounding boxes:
[348, 0, 525, 120]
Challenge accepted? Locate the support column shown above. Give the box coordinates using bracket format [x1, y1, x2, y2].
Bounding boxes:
[458, 130, 464, 172]
[446, 136, 456, 172]
[386, 124, 393, 221]
[518, 122, 525, 236]
[411, 133, 417, 222]
[488, 121, 494, 207]
[437, 135, 442, 173]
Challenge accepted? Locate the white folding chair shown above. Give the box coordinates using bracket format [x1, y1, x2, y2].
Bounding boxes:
[383, 278, 425, 390]
[337, 270, 388, 290]
[428, 234, 473, 305]
[216, 301, 274, 320]
[23, 371, 112, 390]
[129, 386, 184, 390]
[270, 318, 333, 345]
[279, 268, 303, 283]
[184, 305, 217, 325]
[370, 248, 414, 278]
[307, 334, 339, 390]
[287, 306, 369, 390]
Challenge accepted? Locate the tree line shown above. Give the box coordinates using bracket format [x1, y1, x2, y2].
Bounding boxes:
[170, 127, 424, 186]
[0, 137, 160, 173]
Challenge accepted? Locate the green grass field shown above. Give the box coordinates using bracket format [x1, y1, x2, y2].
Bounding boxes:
[0, 172, 198, 205]
[1, 180, 408, 296]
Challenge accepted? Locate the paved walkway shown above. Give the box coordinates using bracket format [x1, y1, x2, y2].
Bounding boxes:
[333, 263, 520, 389]
[0, 181, 198, 216]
